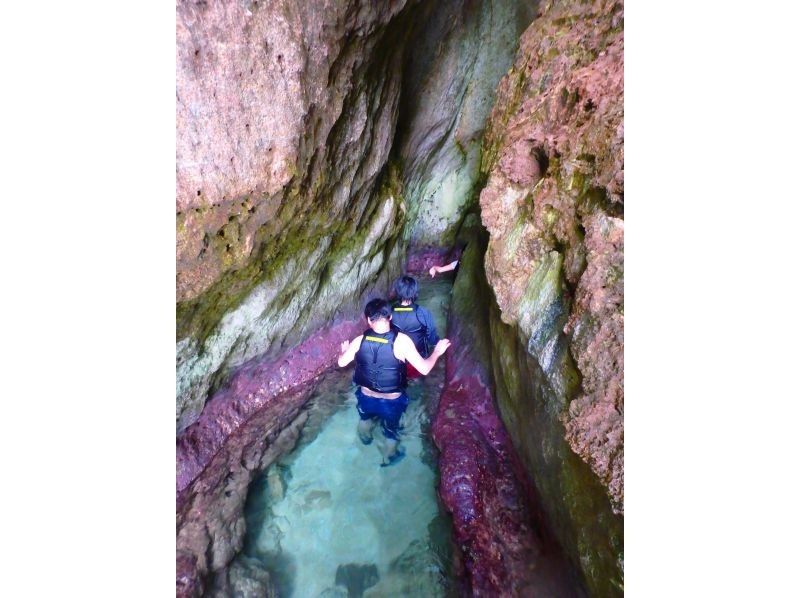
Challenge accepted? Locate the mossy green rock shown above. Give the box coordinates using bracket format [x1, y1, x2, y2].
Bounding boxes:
[175, 0, 419, 431]
[449, 216, 622, 596]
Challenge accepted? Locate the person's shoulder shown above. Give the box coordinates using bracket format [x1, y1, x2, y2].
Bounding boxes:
[394, 331, 414, 347]
[393, 330, 412, 350]
[417, 305, 434, 318]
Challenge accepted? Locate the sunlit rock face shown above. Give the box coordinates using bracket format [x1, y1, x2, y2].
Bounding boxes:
[396, 0, 537, 249]
[477, 0, 624, 593]
[176, 0, 419, 431]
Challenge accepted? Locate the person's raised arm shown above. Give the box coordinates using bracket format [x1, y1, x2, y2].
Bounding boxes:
[429, 260, 459, 278]
[395, 333, 450, 375]
[337, 335, 363, 367]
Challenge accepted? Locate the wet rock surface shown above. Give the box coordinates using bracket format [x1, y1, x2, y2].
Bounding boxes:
[488, 298, 624, 596]
[395, 0, 536, 250]
[433, 230, 584, 596]
[479, 0, 624, 516]
[472, 0, 625, 592]
[176, 318, 363, 594]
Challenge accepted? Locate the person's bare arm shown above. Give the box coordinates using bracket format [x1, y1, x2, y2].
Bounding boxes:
[337, 335, 363, 367]
[429, 260, 459, 278]
[394, 333, 450, 375]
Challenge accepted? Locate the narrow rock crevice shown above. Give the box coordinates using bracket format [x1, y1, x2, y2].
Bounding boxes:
[176, 0, 623, 595]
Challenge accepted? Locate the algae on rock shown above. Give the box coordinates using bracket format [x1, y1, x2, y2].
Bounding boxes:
[176, 0, 419, 431]
[478, 0, 624, 513]
[467, 0, 624, 592]
[449, 212, 623, 596]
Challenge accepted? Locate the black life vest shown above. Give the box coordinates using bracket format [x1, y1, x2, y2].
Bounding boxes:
[353, 328, 407, 393]
[391, 303, 429, 356]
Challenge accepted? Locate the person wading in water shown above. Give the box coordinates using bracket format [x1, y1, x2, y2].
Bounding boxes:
[390, 275, 440, 379]
[337, 298, 450, 466]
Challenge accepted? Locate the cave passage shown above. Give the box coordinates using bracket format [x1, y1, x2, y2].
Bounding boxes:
[237, 276, 457, 597]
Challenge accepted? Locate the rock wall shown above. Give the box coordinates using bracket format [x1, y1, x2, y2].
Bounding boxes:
[475, 0, 624, 593]
[177, 318, 364, 595]
[176, 0, 419, 431]
[395, 0, 537, 250]
[176, 0, 625, 594]
[433, 216, 584, 596]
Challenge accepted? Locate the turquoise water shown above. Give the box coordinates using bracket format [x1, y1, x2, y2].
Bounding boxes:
[239, 278, 456, 597]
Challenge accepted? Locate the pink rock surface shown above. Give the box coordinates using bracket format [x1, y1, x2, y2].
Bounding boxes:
[564, 212, 624, 508]
[404, 245, 464, 276]
[177, 318, 362, 494]
[176, 317, 363, 592]
[433, 313, 579, 596]
[480, 0, 624, 513]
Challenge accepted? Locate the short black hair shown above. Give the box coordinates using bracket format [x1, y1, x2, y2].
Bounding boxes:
[393, 275, 418, 302]
[364, 298, 392, 321]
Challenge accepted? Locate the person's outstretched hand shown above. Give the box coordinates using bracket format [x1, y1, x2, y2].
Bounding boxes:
[433, 339, 451, 356]
[340, 340, 350, 354]
[429, 266, 439, 278]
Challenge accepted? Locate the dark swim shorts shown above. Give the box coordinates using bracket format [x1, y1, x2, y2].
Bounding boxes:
[355, 387, 410, 440]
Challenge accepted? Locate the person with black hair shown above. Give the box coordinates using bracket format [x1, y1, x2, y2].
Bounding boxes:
[337, 298, 450, 466]
[391, 276, 440, 378]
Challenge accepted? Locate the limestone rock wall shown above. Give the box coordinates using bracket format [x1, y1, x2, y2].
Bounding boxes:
[395, 0, 536, 249]
[475, 0, 624, 593]
[176, 0, 420, 431]
[433, 216, 584, 596]
[176, 0, 625, 594]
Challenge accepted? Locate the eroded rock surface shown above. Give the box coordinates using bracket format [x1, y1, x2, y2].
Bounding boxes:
[176, 318, 363, 594]
[474, 0, 624, 593]
[480, 0, 623, 512]
[176, 0, 417, 431]
[396, 0, 536, 250]
[433, 227, 583, 596]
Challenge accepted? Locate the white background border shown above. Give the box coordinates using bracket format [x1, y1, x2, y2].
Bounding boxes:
[1, 1, 798, 595]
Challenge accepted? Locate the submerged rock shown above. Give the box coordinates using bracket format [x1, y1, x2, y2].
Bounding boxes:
[209, 555, 277, 598]
[334, 563, 380, 597]
[364, 538, 450, 597]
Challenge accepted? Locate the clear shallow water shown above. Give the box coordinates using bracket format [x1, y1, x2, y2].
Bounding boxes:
[240, 278, 456, 597]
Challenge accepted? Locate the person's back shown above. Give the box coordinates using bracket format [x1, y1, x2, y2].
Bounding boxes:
[353, 327, 407, 394]
[391, 276, 439, 359]
[337, 297, 450, 466]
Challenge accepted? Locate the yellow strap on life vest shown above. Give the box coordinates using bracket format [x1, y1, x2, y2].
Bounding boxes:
[393, 307, 413, 311]
[364, 335, 389, 344]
